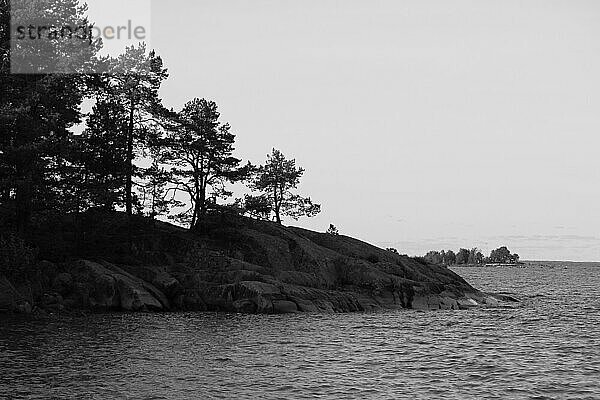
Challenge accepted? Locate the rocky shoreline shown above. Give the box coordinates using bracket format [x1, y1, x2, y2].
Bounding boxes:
[0, 213, 514, 316]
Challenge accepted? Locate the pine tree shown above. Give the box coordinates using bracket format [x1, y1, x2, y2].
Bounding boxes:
[76, 100, 129, 211]
[163, 98, 248, 230]
[250, 149, 320, 224]
[0, 0, 100, 234]
[102, 44, 169, 220]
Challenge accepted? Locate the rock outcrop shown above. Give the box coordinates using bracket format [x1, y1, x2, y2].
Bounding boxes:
[67, 260, 168, 311]
[0, 276, 31, 313]
[1, 213, 502, 314]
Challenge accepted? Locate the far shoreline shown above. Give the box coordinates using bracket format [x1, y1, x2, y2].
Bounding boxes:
[450, 260, 600, 268]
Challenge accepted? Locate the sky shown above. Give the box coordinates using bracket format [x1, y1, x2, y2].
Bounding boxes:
[89, 0, 600, 261]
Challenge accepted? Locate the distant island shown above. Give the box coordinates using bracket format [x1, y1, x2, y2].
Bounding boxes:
[405, 246, 522, 267]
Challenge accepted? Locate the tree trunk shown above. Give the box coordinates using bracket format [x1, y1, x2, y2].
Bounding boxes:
[150, 183, 157, 220]
[199, 184, 206, 226]
[191, 174, 207, 232]
[189, 192, 204, 231]
[190, 204, 197, 230]
[15, 172, 32, 237]
[273, 185, 282, 224]
[189, 175, 200, 231]
[124, 101, 136, 251]
[125, 102, 135, 219]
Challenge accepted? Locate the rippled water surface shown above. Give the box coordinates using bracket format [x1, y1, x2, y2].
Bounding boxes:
[1, 265, 600, 399]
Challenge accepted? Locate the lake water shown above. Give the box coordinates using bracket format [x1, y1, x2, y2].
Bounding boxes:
[1, 264, 599, 399]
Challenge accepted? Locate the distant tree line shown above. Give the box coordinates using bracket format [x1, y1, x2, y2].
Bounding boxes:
[0, 2, 320, 238]
[422, 246, 520, 266]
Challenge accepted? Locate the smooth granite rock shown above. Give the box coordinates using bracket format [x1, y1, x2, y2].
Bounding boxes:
[1, 213, 507, 314]
[67, 260, 166, 311]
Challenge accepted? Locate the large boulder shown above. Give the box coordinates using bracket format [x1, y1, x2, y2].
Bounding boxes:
[0, 276, 24, 312]
[113, 272, 163, 311]
[69, 260, 120, 309]
[52, 273, 73, 296]
[117, 265, 181, 299]
[68, 260, 167, 311]
[0, 277, 34, 314]
[0, 277, 16, 311]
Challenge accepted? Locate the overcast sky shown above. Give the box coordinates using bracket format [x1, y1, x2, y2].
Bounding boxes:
[92, 0, 600, 261]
